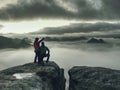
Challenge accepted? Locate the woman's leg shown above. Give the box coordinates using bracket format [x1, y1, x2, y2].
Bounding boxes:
[34, 51, 38, 63]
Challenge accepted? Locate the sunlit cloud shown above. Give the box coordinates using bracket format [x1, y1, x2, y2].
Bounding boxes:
[0, 0, 18, 8]
[0, 19, 78, 34]
[0, 20, 120, 34]
[86, 0, 103, 10]
[0, 0, 120, 34]
[31, 20, 120, 36]
[55, 0, 79, 13]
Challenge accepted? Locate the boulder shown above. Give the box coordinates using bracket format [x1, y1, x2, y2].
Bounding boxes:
[69, 66, 120, 90]
[0, 61, 66, 90]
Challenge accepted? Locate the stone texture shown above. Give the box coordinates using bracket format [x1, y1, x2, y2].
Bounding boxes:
[0, 61, 66, 90]
[69, 66, 120, 90]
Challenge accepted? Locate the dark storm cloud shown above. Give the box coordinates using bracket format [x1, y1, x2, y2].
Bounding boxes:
[0, 0, 74, 20]
[0, 0, 120, 20]
[31, 22, 120, 35]
[71, 0, 120, 19]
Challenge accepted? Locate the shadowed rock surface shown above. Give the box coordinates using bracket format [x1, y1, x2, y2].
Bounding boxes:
[69, 66, 120, 90]
[0, 61, 66, 90]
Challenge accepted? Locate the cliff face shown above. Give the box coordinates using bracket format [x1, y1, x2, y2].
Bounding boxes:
[69, 66, 120, 90]
[0, 61, 66, 90]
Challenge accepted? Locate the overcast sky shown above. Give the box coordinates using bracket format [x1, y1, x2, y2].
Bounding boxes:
[0, 0, 120, 20]
[0, 0, 120, 34]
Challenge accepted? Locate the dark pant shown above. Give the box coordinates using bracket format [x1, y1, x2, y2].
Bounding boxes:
[38, 54, 50, 64]
[34, 51, 39, 63]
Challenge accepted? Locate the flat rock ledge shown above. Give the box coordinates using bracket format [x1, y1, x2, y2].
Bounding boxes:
[0, 61, 66, 90]
[69, 66, 120, 90]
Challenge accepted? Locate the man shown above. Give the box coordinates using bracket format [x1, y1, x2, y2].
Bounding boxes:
[38, 42, 50, 64]
[33, 37, 44, 63]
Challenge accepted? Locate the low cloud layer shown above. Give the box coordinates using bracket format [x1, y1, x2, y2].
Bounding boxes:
[32, 22, 120, 35]
[0, 25, 3, 29]
[0, 0, 120, 20]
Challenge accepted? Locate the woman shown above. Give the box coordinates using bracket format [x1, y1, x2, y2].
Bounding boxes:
[33, 37, 44, 63]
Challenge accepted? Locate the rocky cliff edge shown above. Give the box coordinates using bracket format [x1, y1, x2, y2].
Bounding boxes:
[69, 66, 120, 90]
[0, 61, 66, 90]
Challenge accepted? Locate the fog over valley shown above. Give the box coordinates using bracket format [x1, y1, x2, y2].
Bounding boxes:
[0, 1, 120, 88]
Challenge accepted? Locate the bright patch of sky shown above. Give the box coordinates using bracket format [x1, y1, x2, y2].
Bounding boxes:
[0, 19, 78, 34]
[86, 0, 103, 10]
[55, 0, 78, 13]
[0, 19, 120, 34]
[0, 0, 18, 8]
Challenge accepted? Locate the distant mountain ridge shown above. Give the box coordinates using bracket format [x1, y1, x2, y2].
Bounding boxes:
[0, 36, 31, 49]
[87, 38, 106, 43]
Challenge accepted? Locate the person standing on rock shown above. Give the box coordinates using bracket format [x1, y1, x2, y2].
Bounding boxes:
[33, 37, 44, 63]
[37, 42, 50, 64]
